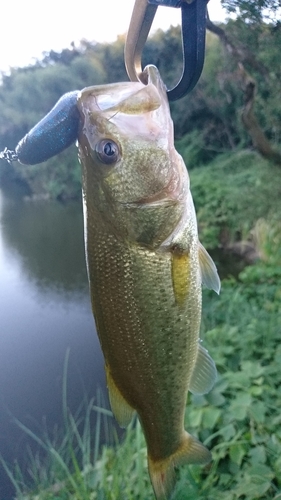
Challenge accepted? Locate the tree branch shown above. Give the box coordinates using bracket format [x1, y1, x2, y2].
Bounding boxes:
[238, 63, 281, 165]
[206, 14, 269, 79]
[206, 14, 281, 165]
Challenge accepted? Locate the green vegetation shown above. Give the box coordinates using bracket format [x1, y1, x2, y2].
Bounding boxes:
[1, 218, 280, 499]
[188, 151, 281, 249]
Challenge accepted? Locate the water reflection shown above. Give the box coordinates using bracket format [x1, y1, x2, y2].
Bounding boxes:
[1, 195, 88, 293]
[0, 190, 107, 500]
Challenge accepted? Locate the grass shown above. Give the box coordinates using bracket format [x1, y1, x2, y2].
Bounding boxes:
[2, 219, 281, 500]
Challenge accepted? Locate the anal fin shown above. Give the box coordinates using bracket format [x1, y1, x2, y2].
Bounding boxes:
[189, 344, 217, 395]
[105, 365, 135, 428]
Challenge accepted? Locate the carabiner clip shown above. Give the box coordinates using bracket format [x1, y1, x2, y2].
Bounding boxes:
[124, 0, 208, 101]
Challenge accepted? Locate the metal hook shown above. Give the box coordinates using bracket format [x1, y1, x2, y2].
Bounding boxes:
[124, 0, 208, 101]
[0, 147, 18, 163]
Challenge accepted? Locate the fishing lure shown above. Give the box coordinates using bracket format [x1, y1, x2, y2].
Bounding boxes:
[0, 91, 80, 165]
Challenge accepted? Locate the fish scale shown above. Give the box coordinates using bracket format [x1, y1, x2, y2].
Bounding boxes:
[78, 65, 220, 500]
[88, 227, 198, 451]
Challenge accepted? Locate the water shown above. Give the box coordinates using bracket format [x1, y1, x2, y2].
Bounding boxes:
[0, 189, 107, 499]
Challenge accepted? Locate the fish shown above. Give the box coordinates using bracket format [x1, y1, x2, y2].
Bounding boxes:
[76, 65, 220, 500]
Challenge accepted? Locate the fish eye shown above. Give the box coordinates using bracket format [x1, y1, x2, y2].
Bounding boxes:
[95, 139, 120, 165]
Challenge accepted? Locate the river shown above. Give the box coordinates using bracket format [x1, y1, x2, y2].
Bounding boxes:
[0, 188, 109, 499]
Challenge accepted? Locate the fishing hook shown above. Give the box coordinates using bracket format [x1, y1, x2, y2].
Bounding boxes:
[124, 0, 208, 101]
[0, 147, 18, 163]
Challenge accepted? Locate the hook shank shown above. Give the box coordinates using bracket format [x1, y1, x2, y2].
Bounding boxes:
[125, 0, 208, 101]
[125, 0, 158, 83]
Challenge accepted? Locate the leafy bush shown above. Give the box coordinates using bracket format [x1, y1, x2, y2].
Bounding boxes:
[182, 263, 281, 499]
[15, 145, 81, 201]
[189, 150, 281, 248]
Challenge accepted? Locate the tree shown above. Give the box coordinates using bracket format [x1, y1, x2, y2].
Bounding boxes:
[206, 2, 281, 165]
[221, 0, 281, 23]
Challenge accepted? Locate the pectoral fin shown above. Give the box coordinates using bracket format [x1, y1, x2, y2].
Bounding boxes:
[198, 242, 221, 294]
[171, 252, 190, 308]
[105, 365, 135, 428]
[189, 344, 217, 395]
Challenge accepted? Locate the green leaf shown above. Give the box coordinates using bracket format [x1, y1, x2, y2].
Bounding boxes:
[235, 479, 272, 499]
[249, 446, 266, 465]
[202, 407, 221, 430]
[249, 401, 266, 424]
[229, 443, 247, 465]
[218, 473, 232, 486]
[187, 408, 203, 427]
[228, 392, 252, 421]
[248, 464, 275, 480]
[240, 361, 265, 378]
[250, 386, 263, 396]
[206, 389, 226, 407]
[219, 424, 236, 441]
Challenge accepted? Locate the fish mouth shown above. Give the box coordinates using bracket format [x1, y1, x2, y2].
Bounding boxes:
[121, 198, 178, 209]
[120, 188, 181, 209]
[120, 174, 184, 209]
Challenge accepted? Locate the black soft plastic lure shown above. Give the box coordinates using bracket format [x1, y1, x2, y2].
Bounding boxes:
[13, 90, 80, 165]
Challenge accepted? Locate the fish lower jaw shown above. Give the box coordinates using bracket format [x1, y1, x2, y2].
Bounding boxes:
[121, 198, 179, 209]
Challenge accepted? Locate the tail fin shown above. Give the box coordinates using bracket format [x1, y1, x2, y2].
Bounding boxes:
[147, 432, 211, 500]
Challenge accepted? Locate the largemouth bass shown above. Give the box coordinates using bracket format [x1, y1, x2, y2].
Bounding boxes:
[77, 65, 220, 500]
